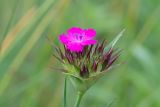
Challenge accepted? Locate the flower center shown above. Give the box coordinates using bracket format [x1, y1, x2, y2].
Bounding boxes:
[75, 33, 84, 42]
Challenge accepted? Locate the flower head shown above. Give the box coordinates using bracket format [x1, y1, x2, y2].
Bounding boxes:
[55, 40, 120, 78]
[52, 27, 122, 92]
[59, 27, 97, 52]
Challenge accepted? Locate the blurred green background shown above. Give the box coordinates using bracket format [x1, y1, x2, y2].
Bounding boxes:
[0, 0, 160, 107]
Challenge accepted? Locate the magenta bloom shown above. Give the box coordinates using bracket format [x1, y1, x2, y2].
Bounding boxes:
[59, 27, 97, 52]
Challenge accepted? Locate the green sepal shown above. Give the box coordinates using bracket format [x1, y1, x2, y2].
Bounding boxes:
[64, 71, 102, 93]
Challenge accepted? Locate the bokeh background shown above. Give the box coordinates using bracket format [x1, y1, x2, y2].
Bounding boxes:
[0, 0, 160, 107]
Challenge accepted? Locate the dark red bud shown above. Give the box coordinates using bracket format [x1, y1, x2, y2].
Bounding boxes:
[101, 48, 113, 71]
[98, 40, 105, 53]
[86, 45, 93, 60]
[93, 43, 99, 55]
[92, 61, 98, 71]
[80, 65, 89, 78]
[106, 54, 120, 69]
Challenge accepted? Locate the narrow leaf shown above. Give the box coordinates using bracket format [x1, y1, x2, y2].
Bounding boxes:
[105, 29, 125, 51]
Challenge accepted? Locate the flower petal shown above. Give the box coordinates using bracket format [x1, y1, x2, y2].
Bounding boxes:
[67, 42, 83, 52]
[84, 28, 96, 39]
[59, 34, 68, 44]
[82, 40, 97, 46]
[67, 27, 83, 35]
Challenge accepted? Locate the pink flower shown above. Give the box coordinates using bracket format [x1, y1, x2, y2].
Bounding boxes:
[59, 27, 97, 52]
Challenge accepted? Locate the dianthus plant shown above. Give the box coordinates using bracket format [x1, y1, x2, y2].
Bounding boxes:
[51, 27, 124, 107]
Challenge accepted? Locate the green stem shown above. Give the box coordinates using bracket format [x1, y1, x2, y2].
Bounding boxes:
[62, 76, 67, 107]
[74, 91, 84, 107]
